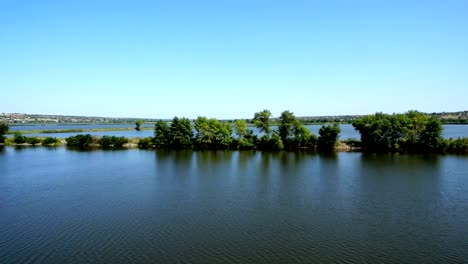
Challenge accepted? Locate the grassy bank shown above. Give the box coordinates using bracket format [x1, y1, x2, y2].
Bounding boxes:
[6, 127, 154, 135]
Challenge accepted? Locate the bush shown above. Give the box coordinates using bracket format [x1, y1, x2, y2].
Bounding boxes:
[269, 132, 284, 150]
[13, 132, 27, 144]
[66, 134, 93, 147]
[43, 137, 60, 146]
[25, 137, 42, 145]
[318, 124, 341, 150]
[238, 138, 254, 150]
[352, 111, 443, 152]
[440, 138, 468, 154]
[98, 136, 113, 147]
[98, 136, 128, 147]
[0, 123, 9, 143]
[138, 137, 153, 149]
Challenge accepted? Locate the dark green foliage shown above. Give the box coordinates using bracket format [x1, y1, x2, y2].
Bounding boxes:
[25, 137, 42, 145]
[419, 117, 443, 150]
[278, 110, 296, 141]
[233, 119, 256, 150]
[13, 132, 27, 144]
[234, 119, 248, 139]
[440, 138, 468, 154]
[138, 137, 153, 149]
[194, 116, 232, 149]
[169, 117, 193, 148]
[341, 139, 362, 148]
[269, 132, 284, 150]
[256, 132, 284, 151]
[135, 120, 143, 131]
[352, 111, 443, 152]
[0, 123, 8, 143]
[12, 132, 41, 145]
[278, 110, 318, 150]
[42, 137, 60, 146]
[112, 137, 128, 147]
[153, 120, 171, 147]
[318, 124, 341, 150]
[253, 109, 272, 136]
[290, 121, 317, 149]
[98, 136, 128, 148]
[66, 134, 93, 147]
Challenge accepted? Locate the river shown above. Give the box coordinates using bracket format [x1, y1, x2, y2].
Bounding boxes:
[0, 147, 467, 263]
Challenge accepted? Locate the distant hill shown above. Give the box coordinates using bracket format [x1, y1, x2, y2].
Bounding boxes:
[1, 111, 467, 124]
[0, 113, 166, 124]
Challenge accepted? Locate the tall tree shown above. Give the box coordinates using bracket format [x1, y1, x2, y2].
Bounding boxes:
[0, 123, 9, 143]
[234, 119, 248, 139]
[135, 120, 143, 131]
[154, 120, 171, 147]
[278, 110, 296, 142]
[318, 124, 341, 150]
[253, 109, 272, 136]
[194, 116, 212, 148]
[169, 117, 193, 148]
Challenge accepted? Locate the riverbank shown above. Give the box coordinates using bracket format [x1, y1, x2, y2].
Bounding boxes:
[6, 126, 154, 135]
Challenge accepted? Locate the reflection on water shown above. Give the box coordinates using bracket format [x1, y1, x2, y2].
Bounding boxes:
[0, 148, 467, 264]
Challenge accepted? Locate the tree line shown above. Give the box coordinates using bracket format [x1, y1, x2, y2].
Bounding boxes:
[1, 110, 467, 154]
[143, 110, 340, 151]
[352, 110, 467, 153]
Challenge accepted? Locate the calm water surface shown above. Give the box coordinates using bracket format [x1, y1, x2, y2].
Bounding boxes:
[0, 147, 467, 263]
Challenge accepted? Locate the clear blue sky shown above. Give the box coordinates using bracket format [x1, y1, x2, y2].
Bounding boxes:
[1, 0, 467, 119]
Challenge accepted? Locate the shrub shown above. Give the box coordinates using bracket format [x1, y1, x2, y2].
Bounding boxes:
[99, 136, 129, 147]
[66, 134, 93, 147]
[113, 136, 129, 147]
[13, 132, 27, 144]
[318, 124, 341, 150]
[25, 137, 42, 145]
[0, 123, 9, 143]
[43, 137, 60, 146]
[98, 136, 113, 147]
[138, 137, 153, 149]
[441, 138, 468, 154]
[269, 132, 284, 150]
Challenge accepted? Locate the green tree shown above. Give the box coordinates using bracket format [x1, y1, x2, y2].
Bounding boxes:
[194, 116, 212, 148]
[153, 120, 171, 147]
[138, 137, 153, 149]
[352, 111, 444, 152]
[269, 131, 284, 150]
[318, 124, 341, 150]
[0, 123, 9, 143]
[135, 120, 143, 131]
[25, 137, 42, 145]
[291, 120, 317, 149]
[253, 109, 272, 136]
[98, 136, 128, 148]
[66, 134, 93, 147]
[234, 119, 248, 139]
[217, 121, 232, 148]
[13, 132, 27, 144]
[42, 137, 60, 146]
[169, 117, 193, 148]
[420, 117, 442, 150]
[194, 117, 232, 149]
[278, 110, 296, 142]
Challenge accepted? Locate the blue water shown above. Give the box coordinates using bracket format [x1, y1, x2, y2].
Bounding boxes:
[1, 148, 467, 263]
